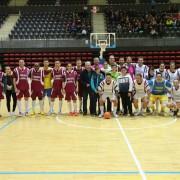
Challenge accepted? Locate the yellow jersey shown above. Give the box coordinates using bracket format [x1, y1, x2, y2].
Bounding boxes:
[43, 67, 52, 89]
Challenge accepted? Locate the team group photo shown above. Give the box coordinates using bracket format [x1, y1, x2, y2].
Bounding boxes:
[0, 0, 180, 179]
[0, 56, 179, 118]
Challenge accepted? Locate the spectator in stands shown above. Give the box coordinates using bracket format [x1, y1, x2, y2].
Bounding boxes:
[80, 61, 94, 115]
[166, 17, 173, 26]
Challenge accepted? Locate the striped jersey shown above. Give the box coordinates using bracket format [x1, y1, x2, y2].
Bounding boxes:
[135, 64, 149, 78]
[155, 68, 169, 80]
[98, 79, 116, 95]
[172, 86, 180, 102]
[167, 69, 180, 83]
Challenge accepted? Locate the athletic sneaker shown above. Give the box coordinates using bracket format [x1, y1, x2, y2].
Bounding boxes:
[113, 113, 119, 118]
[31, 111, 35, 116]
[40, 112, 44, 115]
[73, 112, 78, 116]
[68, 112, 74, 116]
[18, 112, 24, 117]
[98, 114, 103, 118]
[173, 110, 179, 117]
[25, 112, 29, 116]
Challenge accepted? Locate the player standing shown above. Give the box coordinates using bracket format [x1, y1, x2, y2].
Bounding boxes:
[49, 61, 65, 115]
[0, 65, 4, 117]
[135, 57, 149, 78]
[167, 62, 180, 83]
[29, 63, 44, 115]
[74, 59, 84, 113]
[13, 59, 30, 116]
[171, 80, 180, 117]
[42, 59, 52, 113]
[155, 62, 168, 80]
[63, 63, 78, 116]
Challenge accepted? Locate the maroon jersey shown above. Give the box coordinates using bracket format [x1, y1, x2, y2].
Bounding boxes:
[0, 71, 3, 99]
[30, 68, 44, 90]
[0, 71, 3, 89]
[74, 66, 84, 82]
[64, 70, 77, 93]
[74, 66, 84, 97]
[51, 67, 65, 89]
[13, 67, 30, 90]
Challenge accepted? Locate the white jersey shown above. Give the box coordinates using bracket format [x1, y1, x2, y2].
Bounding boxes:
[98, 79, 115, 95]
[135, 64, 149, 78]
[167, 69, 179, 83]
[155, 68, 168, 80]
[172, 86, 180, 102]
[133, 79, 148, 99]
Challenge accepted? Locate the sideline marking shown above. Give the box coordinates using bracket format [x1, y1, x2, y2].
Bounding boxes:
[56, 116, 177, 131]
[115, 118, 147, 180]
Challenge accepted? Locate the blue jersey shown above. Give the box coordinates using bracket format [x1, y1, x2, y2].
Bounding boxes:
[148, 79, 172, 95]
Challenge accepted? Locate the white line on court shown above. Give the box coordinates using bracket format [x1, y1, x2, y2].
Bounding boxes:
[115, 118, 147, 180]
[56, 116, 177, 131]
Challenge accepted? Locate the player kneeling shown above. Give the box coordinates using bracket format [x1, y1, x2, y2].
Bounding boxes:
[29, 63, 44, 115]
[148, 72, 172, 116]
[133, 73, 149, 116]
[63, 63, 78, 116]
[170, 80, 180, 117]
[98, 73, 118, 118]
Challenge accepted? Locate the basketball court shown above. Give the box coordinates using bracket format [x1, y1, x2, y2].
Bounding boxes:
[0, 100, 180, 180]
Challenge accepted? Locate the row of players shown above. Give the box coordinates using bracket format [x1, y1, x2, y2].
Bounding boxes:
[0, 55, 179, 117]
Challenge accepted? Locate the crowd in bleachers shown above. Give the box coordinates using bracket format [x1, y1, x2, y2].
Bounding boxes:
[105, 7, 180, 37]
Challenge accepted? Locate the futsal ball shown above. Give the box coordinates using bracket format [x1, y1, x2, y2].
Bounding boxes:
[104, 112, 111, 119]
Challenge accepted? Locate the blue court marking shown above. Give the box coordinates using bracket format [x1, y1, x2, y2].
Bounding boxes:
[0, 171, 180, 175]
[0, 116, 17, 132]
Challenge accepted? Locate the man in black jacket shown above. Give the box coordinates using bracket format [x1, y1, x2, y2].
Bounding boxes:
[80, 61, 94, 115]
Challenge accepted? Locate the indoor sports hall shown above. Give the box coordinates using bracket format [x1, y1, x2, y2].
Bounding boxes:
[0, 0, 180, 180]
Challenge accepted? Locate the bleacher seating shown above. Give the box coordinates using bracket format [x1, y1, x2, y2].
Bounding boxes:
[2, 51, 180, 69]
[108, 0, 136, 4]
[27, 0, 56, 6]
[139, 0, 169, 3]
[3, 52, 93, 68]
[59, 0, 88, 5]
[9, 11, 91, 39]
[0, 13, 8, 28]
[0, 0, 10, 6]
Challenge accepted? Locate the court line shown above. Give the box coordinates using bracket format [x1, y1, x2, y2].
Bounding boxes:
[56, 116, 177, 131]
[0, 171, 180, 175]
[0, 116, 17, 132]
[115, 118, 147, 180]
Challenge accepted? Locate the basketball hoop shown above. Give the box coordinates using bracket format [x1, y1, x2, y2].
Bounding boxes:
[99, 42, 107, 59]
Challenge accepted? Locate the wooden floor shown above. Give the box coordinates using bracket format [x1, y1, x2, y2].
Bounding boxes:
[0, 99, 180, 180]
